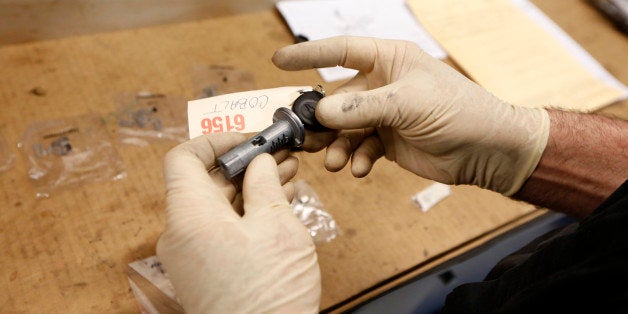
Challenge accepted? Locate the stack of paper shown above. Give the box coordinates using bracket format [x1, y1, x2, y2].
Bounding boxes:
[406, 0, 627, 111]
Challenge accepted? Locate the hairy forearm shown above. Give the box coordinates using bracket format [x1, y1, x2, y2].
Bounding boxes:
[514, 110, 628, 219]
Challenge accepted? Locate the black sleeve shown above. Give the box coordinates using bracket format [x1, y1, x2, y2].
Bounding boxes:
[441, 180, 628, 314]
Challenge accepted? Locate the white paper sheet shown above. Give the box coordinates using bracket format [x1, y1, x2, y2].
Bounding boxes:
[276, 0, 447, 82]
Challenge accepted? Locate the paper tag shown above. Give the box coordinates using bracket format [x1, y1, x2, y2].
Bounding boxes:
[187, 86, 311, 139]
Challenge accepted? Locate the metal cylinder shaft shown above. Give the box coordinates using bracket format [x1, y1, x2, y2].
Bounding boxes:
[217, 107, 304, 180]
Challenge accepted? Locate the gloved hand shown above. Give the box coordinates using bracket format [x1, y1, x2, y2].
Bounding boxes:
[157, 133, 321, 313]
[273, 36, 550, 195]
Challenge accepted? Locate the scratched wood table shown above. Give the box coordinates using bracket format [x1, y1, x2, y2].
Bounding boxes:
[1, 1, 626, 312]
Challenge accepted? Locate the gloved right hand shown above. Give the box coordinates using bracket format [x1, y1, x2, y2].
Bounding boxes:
[273, 36, 549, 196]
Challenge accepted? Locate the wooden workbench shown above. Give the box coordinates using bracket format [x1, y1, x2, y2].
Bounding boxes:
[1, 1, 626, 312]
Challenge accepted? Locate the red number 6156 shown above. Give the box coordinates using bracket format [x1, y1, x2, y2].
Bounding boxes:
[201, 114, 245, 134]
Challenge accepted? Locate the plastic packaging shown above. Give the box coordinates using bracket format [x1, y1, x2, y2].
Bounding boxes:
[112, 91, 188, 146]
[291, 179, 341, 244]
[127, 256, 182, 314]
[127, 180, 340, 312]
[0, 133, 15, 173]
[190, 65, 256, 99]
[18, 114, 126, 198]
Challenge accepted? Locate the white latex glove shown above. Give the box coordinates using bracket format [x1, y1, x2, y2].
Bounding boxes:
[157, 133, 321, 313]
[273, 36, 549, 195]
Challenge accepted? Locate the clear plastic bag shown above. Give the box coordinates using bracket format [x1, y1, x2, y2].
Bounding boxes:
[0, 133, 15, 173]
[190, 65, 257, 99]
[291, 179, 341, 244]
[127, 180, 341, 312]
[18, 114, 126, 198]
[127, 256, 183, 314]
[112, 91, 189, 146]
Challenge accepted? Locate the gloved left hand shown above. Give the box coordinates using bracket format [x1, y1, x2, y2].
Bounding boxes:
[157, 133, 321, 313]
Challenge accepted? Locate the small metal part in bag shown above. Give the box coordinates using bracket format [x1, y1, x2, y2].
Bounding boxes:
[217, 107, 305, 180]
[119, 107, 162, 130]
[50, 136, 72, 156]
[34, 136, 73, 157]
[33, 143, 48, 158]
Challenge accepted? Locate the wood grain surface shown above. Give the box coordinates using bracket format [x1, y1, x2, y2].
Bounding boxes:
[0, 1, 625, 312]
